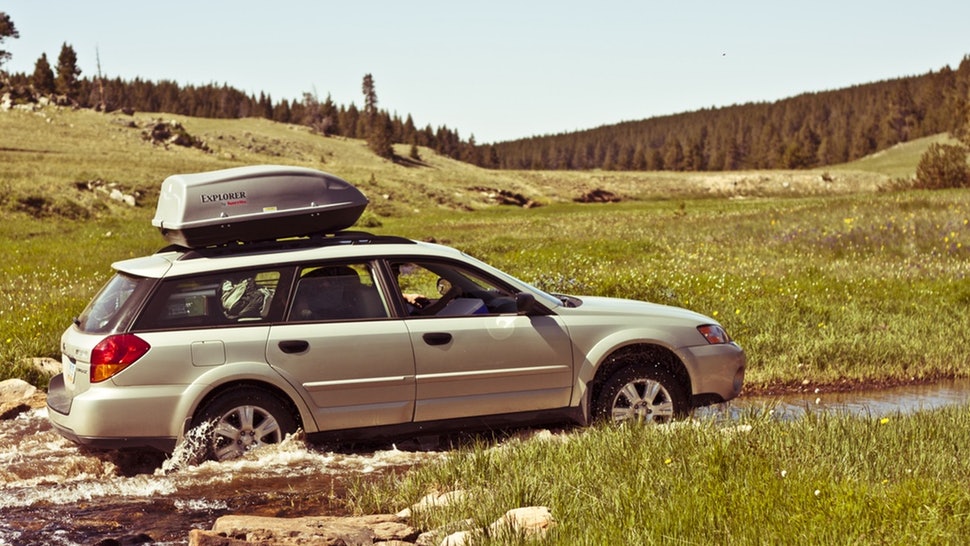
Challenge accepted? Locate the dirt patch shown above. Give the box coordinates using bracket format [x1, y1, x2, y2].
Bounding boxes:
[469, 186, 539, 208]
[142, 119, 210, 152]
[574, 188, 621, 203]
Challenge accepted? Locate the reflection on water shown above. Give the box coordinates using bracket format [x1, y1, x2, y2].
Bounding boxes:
[2, 380, 970, 545]
[697, 378, 970, 421]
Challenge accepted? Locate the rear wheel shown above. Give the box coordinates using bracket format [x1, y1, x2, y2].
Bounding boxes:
[195, 387, 297, 461]
[593, 365, 688, 424]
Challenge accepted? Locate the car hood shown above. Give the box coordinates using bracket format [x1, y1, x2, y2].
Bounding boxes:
[559, 295, 716, 325]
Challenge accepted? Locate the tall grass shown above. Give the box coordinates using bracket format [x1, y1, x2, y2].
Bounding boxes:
[2, 106, 967, 392]
[2, 188, 968, 391]
[379, 190, 970, 391]
[347, 405, 970, 543]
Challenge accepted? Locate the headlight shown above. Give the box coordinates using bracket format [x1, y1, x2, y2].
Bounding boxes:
[697, 324, 731, 344]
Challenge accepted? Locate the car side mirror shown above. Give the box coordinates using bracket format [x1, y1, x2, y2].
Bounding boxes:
[515, 292, 536, 315]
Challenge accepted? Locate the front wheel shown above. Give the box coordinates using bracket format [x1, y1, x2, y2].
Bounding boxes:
[593, 366, 688, 424]
[194, 387, 297, 461]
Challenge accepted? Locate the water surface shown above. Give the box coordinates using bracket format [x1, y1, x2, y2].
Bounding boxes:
[3, 379, 969, 545]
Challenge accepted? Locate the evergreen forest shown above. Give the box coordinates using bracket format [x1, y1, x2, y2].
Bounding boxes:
[2, 13, 968, 174]
[489, 56, 970, 171]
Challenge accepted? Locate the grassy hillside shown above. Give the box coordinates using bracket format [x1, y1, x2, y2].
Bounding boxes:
[2, 104, 966, 393]
[1, 104, 917, 220]
[834, 133, 959, 179]
[0, 107, 547, 219]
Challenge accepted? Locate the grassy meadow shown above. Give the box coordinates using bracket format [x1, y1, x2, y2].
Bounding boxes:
[3, 104, 970, 544]
[1, 106, 966, 392]
[348, 406, 970, 544]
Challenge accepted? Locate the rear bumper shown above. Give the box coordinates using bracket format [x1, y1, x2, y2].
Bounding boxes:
[46, 373, 178, 452]
[47, 414, 177, 452]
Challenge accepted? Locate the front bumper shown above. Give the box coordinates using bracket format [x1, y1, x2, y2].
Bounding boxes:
[681, 342, 746, 406]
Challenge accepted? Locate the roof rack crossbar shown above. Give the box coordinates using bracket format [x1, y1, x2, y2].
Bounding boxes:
[156, 231, 415, 260]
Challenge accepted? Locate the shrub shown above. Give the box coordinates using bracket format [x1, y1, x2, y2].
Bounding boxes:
[914, 143, 970, 189]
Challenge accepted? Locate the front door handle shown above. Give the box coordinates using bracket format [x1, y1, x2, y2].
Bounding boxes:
[278, 340, 310, 354]
[422, 332, 452, 346]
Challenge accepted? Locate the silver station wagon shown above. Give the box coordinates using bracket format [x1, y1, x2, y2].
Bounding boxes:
[47, 166, 745, 461]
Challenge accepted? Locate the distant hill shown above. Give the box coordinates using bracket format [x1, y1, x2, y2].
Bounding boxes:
[5, 55, 968, 176]
[483, 55, 970, 173]
[0, 105, 928, 225]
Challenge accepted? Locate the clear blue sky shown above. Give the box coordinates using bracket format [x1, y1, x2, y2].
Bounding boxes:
[3, 1, 969, 143]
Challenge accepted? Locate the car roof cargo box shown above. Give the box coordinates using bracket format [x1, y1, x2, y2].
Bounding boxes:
[152, 165, 369, 248]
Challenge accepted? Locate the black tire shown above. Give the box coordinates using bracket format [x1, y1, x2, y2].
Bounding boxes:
[194, 387, 297, 461]
[593, 365, 689, 424]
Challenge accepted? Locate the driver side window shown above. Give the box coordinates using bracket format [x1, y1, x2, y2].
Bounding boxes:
[389, 260, 519, 317]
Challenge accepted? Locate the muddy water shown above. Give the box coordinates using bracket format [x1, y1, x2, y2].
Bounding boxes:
[3, 380, 970, 545]
[700, 378, 970, 421]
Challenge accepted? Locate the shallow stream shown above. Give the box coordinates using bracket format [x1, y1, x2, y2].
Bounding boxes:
[3, 379, 969, 545]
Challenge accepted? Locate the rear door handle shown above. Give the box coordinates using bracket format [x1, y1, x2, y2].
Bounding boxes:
[422, 332, 452, 346]
[278, 340, 310, 354]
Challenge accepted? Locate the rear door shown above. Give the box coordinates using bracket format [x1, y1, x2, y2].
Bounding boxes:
[265, 262, 416, 431]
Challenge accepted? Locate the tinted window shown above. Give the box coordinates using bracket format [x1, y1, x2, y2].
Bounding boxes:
[288, 262, 388, 321]
[135, 269, 284, 330]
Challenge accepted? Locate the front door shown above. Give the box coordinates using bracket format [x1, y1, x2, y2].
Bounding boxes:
[387, 259, 574, 422]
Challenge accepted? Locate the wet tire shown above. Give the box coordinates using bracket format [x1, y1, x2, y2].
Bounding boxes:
[195, 387, 297, 461]
[593, 365, 688, 424]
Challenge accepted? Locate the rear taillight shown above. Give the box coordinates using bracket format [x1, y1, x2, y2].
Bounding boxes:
[90, 334, 150, 382]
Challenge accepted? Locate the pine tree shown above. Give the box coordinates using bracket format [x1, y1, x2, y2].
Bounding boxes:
[361, 74, 393, 158]
[369, 112, 394, 159]
[320, 93, 338, 135]
[951, 56, 970, 148]
[361, 73, 377, 117]
[0, 11, 18, 69]
[272, 98, 291, 123]
[258, 92, 273, 119]
[31, 53, 55, 94]
[55, 43, 82, 100]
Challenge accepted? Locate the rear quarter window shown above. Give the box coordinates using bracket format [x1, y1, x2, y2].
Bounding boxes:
[76, 273, 153, 334]
[134, 269, 286, 330]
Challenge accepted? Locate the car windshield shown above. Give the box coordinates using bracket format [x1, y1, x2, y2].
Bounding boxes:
[76, 273, 150, 334]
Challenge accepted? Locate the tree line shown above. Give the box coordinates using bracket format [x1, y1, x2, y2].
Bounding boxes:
[2, 53, 472, 163]
[0, 13, 472, 163]
[485, 56, 970, 171]
[1, 11, 968, 173]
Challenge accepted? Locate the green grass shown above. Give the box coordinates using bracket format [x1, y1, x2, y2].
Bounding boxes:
[347, 405, 970, 544]
[835, 133, 961, 179]
[378, 191, 970, 391]
[2, 105, 967, 393]
[4, 103, 969, 544]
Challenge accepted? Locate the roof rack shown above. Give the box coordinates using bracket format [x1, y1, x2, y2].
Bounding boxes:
[156, 231, 415, 260]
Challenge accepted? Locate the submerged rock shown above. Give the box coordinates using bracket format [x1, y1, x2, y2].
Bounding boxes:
[0, 378, 46, 420]
[190, 514, 418, 545]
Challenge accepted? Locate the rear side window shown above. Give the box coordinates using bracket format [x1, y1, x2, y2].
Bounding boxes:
[77, 273, 152, 334]
[135, 269, 286, 330]
[288, 262, 388, 321]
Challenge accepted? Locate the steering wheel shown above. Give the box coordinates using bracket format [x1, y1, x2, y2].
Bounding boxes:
[415, 283, 462, 316]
